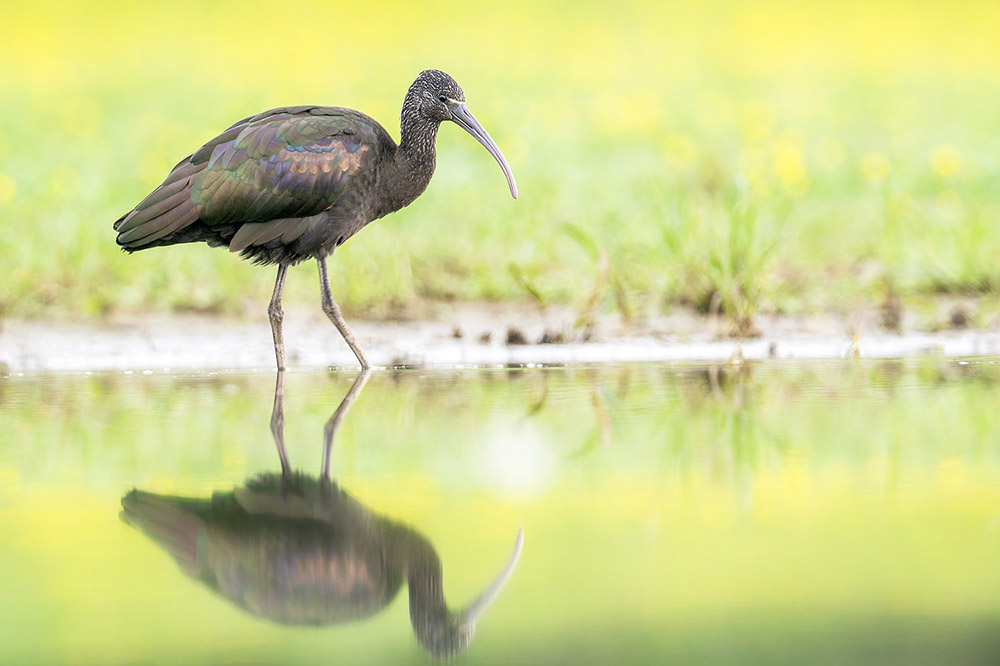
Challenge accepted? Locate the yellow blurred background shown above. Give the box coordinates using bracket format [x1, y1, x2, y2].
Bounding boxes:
[2, 1, 999, 327]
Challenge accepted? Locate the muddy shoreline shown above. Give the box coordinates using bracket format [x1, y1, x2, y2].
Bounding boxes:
[2, 303, 999, 374]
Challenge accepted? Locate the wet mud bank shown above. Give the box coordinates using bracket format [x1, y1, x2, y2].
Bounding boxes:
[3, 305, 1000, 373]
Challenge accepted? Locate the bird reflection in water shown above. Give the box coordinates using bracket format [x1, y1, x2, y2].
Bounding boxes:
[121, 369, 523, 658]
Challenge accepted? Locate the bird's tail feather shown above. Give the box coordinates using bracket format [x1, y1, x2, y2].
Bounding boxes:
[114, 158, 205, 249]
[120, 489, 204, 574]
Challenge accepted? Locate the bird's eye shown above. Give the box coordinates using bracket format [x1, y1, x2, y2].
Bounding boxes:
[438, 95, 447, 102]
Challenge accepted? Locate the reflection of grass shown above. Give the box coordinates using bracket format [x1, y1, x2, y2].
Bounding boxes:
[4, 363, 1000, 663]
[7, 360, 998, 490]
[2, 2, 1000, 327]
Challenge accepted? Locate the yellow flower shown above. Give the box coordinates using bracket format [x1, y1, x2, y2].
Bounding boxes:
[0, 173, 16, 205]
[772, 139, 808, 193]
[930, 145, 961, 178]
[860, 152, 889, 184]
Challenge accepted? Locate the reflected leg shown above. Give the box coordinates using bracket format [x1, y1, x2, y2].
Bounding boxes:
[317, 256, 371, 369]
[321, 368, 372, 484]
[270, 369, 291, 479]
[268, 264, 289, 370]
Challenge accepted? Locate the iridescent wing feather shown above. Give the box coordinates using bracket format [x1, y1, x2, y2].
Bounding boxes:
[115, 107, 377, 251]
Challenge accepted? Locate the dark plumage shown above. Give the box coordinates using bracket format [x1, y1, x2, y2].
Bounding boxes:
[120, 478, 523, 658]
[114, 70, 517, 369]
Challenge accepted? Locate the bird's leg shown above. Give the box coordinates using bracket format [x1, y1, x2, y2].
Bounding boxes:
[317, 256, 371, 369]
[321, 367, 372, 485]
[270, 368, 292, 481]
[268, 264, 289, 370]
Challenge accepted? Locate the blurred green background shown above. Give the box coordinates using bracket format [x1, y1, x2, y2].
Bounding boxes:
[2, 0, 1000, 332]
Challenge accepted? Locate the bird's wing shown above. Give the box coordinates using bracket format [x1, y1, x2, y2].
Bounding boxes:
[193, 109, 376, 224]
[115, 107, 383, 250]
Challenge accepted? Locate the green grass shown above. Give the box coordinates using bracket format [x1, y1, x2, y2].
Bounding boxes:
[2, 1, 1000, 333]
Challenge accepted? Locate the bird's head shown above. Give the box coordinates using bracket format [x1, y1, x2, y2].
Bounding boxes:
[405, 69, 518, 199]
[408, 69, 466, 122]
[409, 528, 524, 659]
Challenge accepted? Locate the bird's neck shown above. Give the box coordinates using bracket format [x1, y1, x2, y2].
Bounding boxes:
[402, 532, 450, 640]
[397, 114, 439, 186]
[399, 112, 440, 164]
[377, 118, 439, 216]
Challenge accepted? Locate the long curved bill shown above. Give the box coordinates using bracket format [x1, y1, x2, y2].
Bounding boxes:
[450, 102, 519, 199]
[456, 528, 524, 625]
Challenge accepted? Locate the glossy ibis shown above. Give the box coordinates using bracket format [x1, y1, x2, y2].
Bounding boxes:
[114, 70, 518, 369]
[121, 369, 523, 658]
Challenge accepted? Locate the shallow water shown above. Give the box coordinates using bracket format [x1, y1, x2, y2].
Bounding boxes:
[2, 361, 999, 665]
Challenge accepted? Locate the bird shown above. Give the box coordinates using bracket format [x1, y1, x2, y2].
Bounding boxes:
[120, 368, 523, 658]
[114, 70, 518, 370]
[121, 481, 523, 658]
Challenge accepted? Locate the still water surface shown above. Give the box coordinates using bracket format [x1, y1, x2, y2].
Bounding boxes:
[2, 361, 999, 664]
